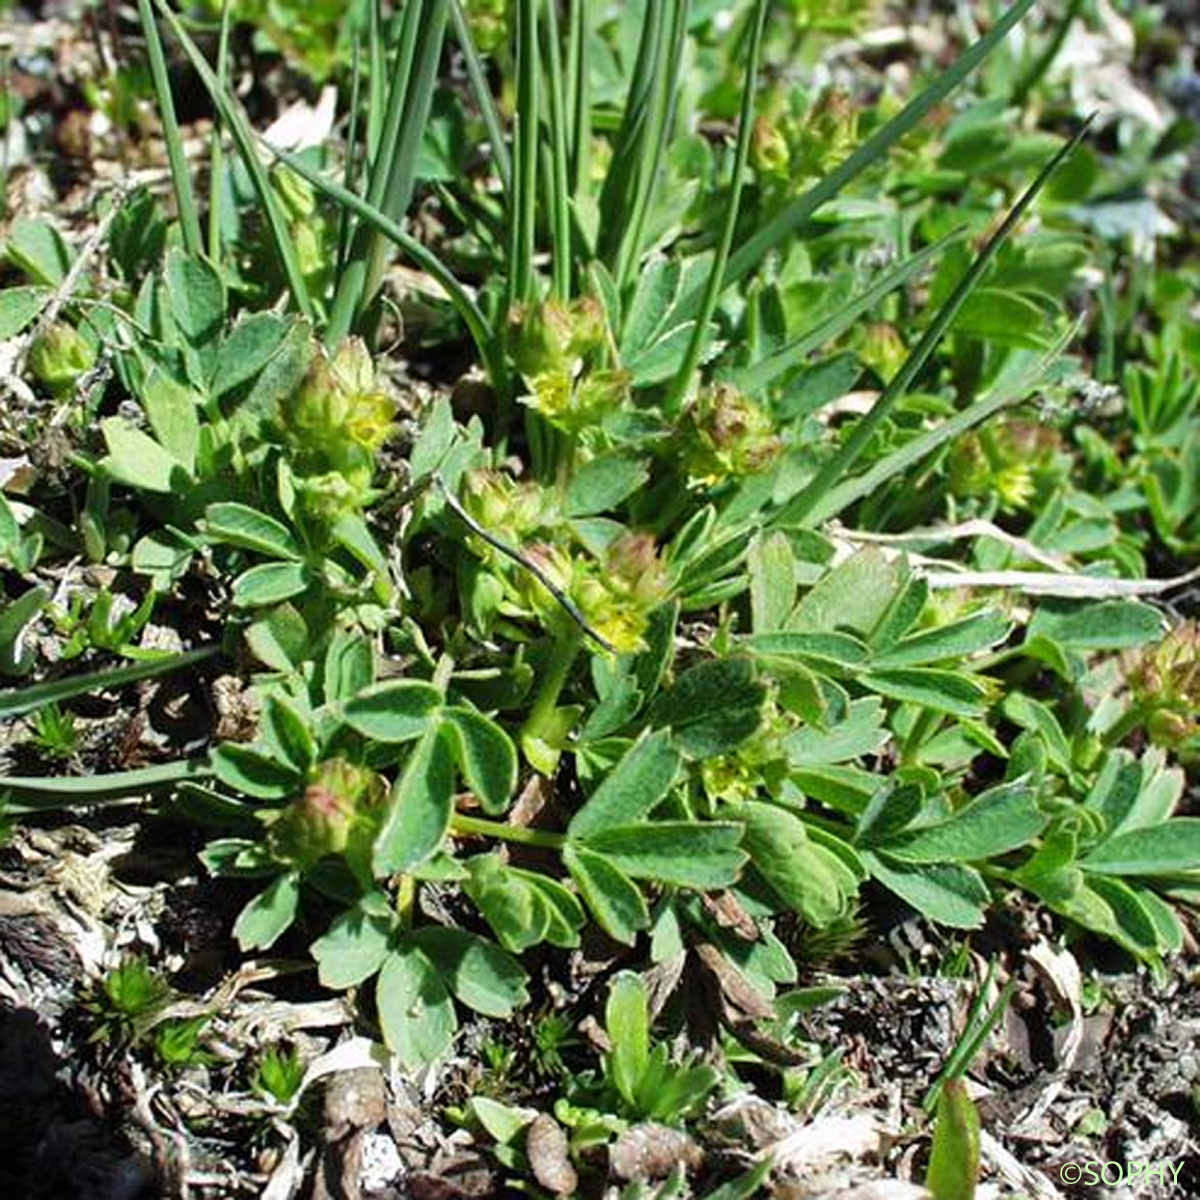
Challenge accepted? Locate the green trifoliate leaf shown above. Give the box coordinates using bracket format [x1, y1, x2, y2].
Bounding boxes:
[372, 723, 456, 876]
[233, 872, 300, 950]
[310, 900, 394, 988]
[648, 658, 766, 757]
[568, 728, 680, 838]
[563, 844, 648, 946]
[409, 927, 529, 1018]
[342, 680, 442, 743]
[579, 822, 746, 889]
[1081, 819, 1200, 876]
[204, 502, 303, 559]
[879, 782, 1047, 864]
[376, 944, 456, 1068]
[211, 742, 301, 799]
[441, 706, 517, 815]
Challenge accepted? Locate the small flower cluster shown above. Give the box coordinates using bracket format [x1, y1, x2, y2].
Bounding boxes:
[460, 468, 670, 654]
[273, 166, 333, 296]
[277, 337, 397, 523]
[29, 322, 95, 397]
[678, 382, 781, 486]
[508, 297, 630, 436]
[266, 757, 388, 882]
[751, 88, 861, 187]
[1122, 622, 1200, 753]
[948, 419, 1065, 512]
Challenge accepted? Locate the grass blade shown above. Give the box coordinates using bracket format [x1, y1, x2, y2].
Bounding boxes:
[566, 0, 590, 197]
[362, 0, 449, 318]
[262, 139, 499, 384]
[773, 122, 1091, 528]
[138, 0, 203, 256]
[598, 0, 665, 271]
[664, 0, 766, 411]
[2, 759, 213, 810]
[154, 0, 313, 319]
[614, 0, 690, 294]
[1012, 0, 1083, 108]
[328, 0, 425, 345]
[366, 0, 385, 164]
[792, 324, 1076, 526]
[926, 1079, 981, 1200]
[0, 645, 220, 721]
[723, 232, 962, 395]
[206, 0, 234, 262]
[450, 0, 511, 195]
[541, 0, 571, 299]
[677, 0, 1038, 318]
[508, 0, 540, 307]
[335, 31, 365, 279]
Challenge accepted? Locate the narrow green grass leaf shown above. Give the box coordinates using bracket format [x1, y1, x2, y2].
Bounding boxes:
[508, 0, 539, 306]
[776, 123, 1091, 527]
[206, 0, 233, 262]
[258, 140, 499, 382]
[153, 0, 313, 318]
[1, 758, 213, 809]
[722, 233, 960, 395]
[540, 0, 571, 298]
[926, 1078, 980, 1200]
[665, 0, 767, 410]
[362, 0, 449, 316]
[0, 645, 219, 720]
[702, 0, 1039, 308]
[449, 0, 511, 193]
[796, 326, 1075, 525]
[138, 0, 202, 256]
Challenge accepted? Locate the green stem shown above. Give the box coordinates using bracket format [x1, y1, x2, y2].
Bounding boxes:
[139, 0, 203, 256]
[451, 812, 566, 849]
[508, 0, 540, 308]
[1101, 704, 1149, 749]
[663, 0, 767, 414]
[523, 632, 581, 741]
[206, 0, 233, 263]
[541, 0, 572, 299]
[901, 708, 941, 765]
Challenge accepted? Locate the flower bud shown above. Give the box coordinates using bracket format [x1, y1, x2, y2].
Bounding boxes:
[29, 322, 95, 396]
[681, 383, 781, 484]
[750, 116, 790, 177]
[268, 758, 387, 868]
